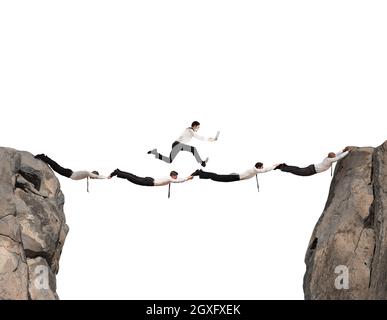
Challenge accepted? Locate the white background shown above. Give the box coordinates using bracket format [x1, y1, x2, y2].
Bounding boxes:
[1, 1, 386, 299]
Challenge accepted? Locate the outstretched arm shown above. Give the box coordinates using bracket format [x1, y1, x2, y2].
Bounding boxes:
[335, 146, 352, 157]
[172, 176, 193, 183]
[193, 132, 210, 142]
[89, 172, 107, 179]
[256, 164, 278, 174]
[193, 130, 219, 142]
[332, 151, 349, 162]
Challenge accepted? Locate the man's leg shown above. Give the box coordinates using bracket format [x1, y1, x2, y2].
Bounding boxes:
[168, 141, 182, 163]
[115, 169, 154, 186]
[176, 143, 207, 166]
[278, 164, 316, 176]
[194, 170, 240, 182]
[148, 141, 180, 163]
[154, 151, 172, 163]
[189, 145, 204, 164]
[152, 141, 208, 166]
[35, 154, 73, 178]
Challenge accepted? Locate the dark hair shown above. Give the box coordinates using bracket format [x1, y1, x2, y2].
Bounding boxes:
[191, 121, 200, 128]
[255, 162, 263, 169]
[170, 171, 178, 177]
[92, 171, 99, 175]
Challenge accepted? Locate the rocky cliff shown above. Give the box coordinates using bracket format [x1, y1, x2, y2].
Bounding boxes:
[0, 147, 68, 300]
[304, 141, 387, 299]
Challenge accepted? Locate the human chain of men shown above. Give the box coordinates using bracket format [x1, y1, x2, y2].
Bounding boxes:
[34, 121, 351, 197]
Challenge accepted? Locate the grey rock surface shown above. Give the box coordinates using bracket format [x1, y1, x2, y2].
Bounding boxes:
[0, 147, 68, 300]
[304, 141, 387, 299]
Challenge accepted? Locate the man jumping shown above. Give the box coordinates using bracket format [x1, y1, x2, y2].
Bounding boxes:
[147, 121, 219, 167]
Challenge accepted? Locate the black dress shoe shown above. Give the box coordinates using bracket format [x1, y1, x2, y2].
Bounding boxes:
[191, 169, 202, 177]
[109, 169, 120, 178]
[274, 164, 284, 170]
[34, 154, 46, 160]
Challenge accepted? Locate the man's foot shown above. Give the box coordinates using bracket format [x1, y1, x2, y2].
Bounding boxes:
[109, 169, 120, 178]
[147, 149, 157, 155]
[201, 157, 209, 167]
[191, 169, 202, 177]
[34, 154, 46, 160]
[274, 163, 285, 170]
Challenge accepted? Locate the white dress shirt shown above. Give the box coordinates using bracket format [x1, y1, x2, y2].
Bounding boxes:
[239, 165, 276, 181]
[314, 151, 349, 173]
[153, 176, 190, 186]
[176, 128, 210, 144]
[70, 171, 107, 180]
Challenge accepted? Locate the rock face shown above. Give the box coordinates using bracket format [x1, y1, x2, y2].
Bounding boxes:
[0, 147, 68, 300]
[304, 141, 387, 299]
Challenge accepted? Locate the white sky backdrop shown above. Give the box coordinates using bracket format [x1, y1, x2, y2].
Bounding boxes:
[1, 1, 386, 299]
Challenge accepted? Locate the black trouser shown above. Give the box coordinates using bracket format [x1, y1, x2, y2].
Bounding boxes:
[198, 170, 240, 182]
[279, 164, 317, 176]
[116, 170, 155, 186]
[155, 141, 204, 164]
[37, 154, 73, 178]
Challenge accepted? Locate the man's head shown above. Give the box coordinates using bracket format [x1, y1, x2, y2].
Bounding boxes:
[191, 121, 200, 132]
[328, 152, 336, 158]
[170, 171, 179, 179]
[255, 162, 263, 169]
